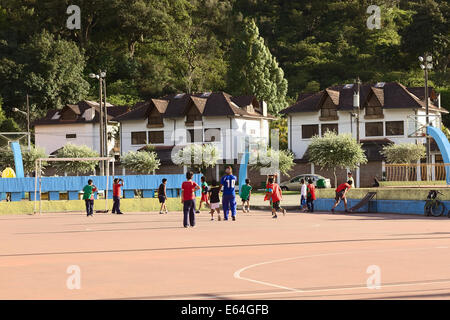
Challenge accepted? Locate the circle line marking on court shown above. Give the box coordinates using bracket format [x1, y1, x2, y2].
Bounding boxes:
[233, 246, 450, 297]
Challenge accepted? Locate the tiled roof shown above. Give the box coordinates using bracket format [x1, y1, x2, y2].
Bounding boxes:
[33, 101, 129, 126]
[113, 99, 170, 122]
[114, 92, 274, 121]
[281, 82, 445, 114]
[407, 87, 437, 101]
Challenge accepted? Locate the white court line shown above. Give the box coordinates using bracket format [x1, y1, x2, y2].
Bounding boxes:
[231, 246, 450, 298]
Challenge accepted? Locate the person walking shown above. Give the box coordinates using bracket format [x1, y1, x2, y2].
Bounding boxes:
[220, 166, 237, 221]
[196, 176, 209, 213]
[112, 178, 124, 214]
[306, 179, 316, 213]
[158, 178, 168, 214]
[181, 171, 200, 228]
[264, 176, 286, 218]
[239, 178, 252, 213]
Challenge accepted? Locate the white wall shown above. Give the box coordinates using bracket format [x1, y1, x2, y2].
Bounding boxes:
[120, 116, 270, 161]
[35, 123, 119, 155]
[35, 123, 97, 155]
[121, 119, 153, 154]
[289, 108, 423, 159]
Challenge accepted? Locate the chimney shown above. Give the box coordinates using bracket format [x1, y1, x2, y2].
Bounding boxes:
[353, 91, 360, 108]
[353, 77, 360, 108]
[261, 101, 268, 117]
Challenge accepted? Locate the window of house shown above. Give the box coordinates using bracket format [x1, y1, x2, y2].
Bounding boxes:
[61, 109, 77, 121]
[148, 131, 164, 144]
[366, 105, 383, 116]
[321, 123, 338, 135]
[187, 129, 203, 143]
[186, 114, 202, 124]
[365, 122, 383, 137]
[302, 124, 319, 139]
[321, 98, 337, 118]
[148, 115, 163, 126]
[204, 128, 221, 142]
[131, 131, 147, 145]
[66, 134, 77, 139]
[385, 121, 404, 136]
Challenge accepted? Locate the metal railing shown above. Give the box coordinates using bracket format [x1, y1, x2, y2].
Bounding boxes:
[385, 163, 450, 182]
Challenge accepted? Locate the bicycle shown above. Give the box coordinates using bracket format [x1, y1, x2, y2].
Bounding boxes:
[424, 190, 446, 217]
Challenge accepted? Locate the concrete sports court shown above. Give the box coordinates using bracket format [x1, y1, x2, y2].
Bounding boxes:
[1, 210, 450, 300]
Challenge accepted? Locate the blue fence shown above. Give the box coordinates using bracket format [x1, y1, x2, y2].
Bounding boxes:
[0, 174, 202, 201]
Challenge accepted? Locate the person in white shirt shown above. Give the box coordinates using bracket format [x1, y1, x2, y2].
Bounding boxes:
[347, 172, 355, 187]
[300, 178, 307, 211]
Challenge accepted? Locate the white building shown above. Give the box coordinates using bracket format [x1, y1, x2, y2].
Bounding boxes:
[280, 82, 446, 187]
[113, 92, 274, 175]
[33, 101, 129, 155]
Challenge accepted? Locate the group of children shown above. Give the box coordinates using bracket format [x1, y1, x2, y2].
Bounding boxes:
[82, 178, 124, 216]
[180, 167, 238, 227]
[179, 167, 253, 227]
[82, 170, 354, 219]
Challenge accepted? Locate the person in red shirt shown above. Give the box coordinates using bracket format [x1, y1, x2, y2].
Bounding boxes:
[264, 176, 286, 218]
[181, 171, 200, 228]
[112, 178, 124, 214]
[306, 179, 316, 213]
[331, 180, 353, 213]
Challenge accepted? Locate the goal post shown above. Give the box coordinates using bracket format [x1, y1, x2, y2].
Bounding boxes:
[34, 157, 115, 215]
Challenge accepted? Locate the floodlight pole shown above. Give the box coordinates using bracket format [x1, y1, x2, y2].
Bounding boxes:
[103, 77, 108, 177]
[353, 77, 361, 188]
[419, 54, 433, 178]
[26, 94, 31, 151]
[355, 78, 361, 144]
[34, 159, 38, 214]
[424, 66, 430, 167]
[38, 159, 42, 215]
[98, 73, 104, 176]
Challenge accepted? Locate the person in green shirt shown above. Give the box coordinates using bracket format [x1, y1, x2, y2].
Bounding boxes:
[82, 179, 97, 217]
[240, 179, 252, 213]
[196, 176, 209, 213]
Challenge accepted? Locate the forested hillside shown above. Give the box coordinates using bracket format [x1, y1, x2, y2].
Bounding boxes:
[0, 0, 448, 128]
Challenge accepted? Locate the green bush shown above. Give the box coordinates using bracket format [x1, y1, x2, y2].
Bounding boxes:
[121, 150, 160, 174]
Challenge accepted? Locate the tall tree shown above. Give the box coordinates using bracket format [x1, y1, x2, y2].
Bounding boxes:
[401, 0, 449, 79]
[0, 30, 89, 116]
[228, 18, 288, 114]
[308, 131, 368, 188]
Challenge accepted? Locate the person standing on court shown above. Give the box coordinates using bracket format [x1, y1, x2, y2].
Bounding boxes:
[83, 179, 97, 217]
[220, 166, 237, 221]
[112, 178, 124, 214]
[181, 171, 200, 228]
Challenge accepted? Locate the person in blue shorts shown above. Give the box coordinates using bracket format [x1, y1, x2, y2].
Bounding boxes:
[220, 166, 237, 221]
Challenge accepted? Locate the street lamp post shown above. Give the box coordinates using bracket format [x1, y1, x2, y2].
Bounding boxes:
[102, 76, 108, 161]
[419, 54, 433, 170]
[12, 93, 31, 151]
[352, 77, 361, 188]
[89, 71, 107, 175]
